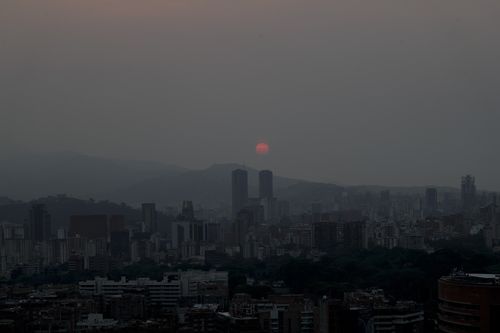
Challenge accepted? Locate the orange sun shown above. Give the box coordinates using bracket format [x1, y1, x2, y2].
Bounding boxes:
[256, 142, 270, 155]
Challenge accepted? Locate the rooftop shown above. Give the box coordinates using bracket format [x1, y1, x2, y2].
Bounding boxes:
[441, 272, 500, 286]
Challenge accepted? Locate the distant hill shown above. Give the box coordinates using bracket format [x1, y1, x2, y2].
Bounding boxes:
[349, 185, 459, 195]
[277, 182, 344, 211]
[106, 163, 307, 207]
[0, 195, 143, 230]
[1, 152, 464, 210]
[0, 152, 327, 208]
[0, 152, 186, 201]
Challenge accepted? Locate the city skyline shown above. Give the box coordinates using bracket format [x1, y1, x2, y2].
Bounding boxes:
[0, 166, 499, 332]
[1, 1, 499, 332]
[1, 150, 497, 196]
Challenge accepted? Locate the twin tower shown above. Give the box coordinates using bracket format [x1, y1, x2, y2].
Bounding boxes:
[231, 169, 274, 219]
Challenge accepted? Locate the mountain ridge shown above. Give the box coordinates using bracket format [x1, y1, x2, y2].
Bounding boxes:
[0, 152, 465, 208]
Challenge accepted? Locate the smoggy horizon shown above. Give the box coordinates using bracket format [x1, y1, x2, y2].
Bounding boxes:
[2, 0, 500, 190]
[1, 150, 494, 193]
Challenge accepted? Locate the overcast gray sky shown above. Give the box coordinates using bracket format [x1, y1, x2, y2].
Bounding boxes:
[1, 0, 499, 189]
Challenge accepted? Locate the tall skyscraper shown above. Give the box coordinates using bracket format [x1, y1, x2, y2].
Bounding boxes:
[259, 170, 277, 222]
[235, 209, 256, 254]
[425, 187, 438, 215]
[277, 200, 291, 219]
[379, 190, 391, 217]
[171, 220, 203, 251]
[142, 203, 157, 233]
[29, 204, 51, 242]
[171, 201, 203, 256]
[461, 175, 476, 213]
[259, 170, 273, 200]
[343, 221, 368, 249]
[110, 230, 130, 261]
[232, 169, 248, 218]
[181, 200, 195, 221]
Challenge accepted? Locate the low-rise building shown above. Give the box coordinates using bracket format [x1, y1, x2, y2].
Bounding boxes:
[79, 270, 228, 308]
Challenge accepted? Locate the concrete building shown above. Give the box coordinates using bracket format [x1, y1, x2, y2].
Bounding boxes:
[312, 222, 340, 250]
[461, 175, 477, 214]
[216, 312, 265, 333]
[142, 203, 157, 234]
[76, 313, 117, 331]
[170, 201, 204, 259]
[80, 274, 182, 307]
[277, 200, 291, 219]
[184, 304, 219, 333]
[180, 270, 229, 307]
[181, 200, 195, 221]
[370, 302, 424, 333]
[110, 230, 130, 260]
[425, 187, 438, 216]
[344, 289, 424, 333]
[259, 170, 273, 200]
[343, 220, 368, 249]
[29, 204, 51, 242]
[312, 213, 368, 250]
[171, 220, 203, 251]
[438, 272, 500, 333]
[228, 294, 314, 333]
[368, 221, 399, 249]
[69, 215, 108, 240]
[379, 190, 392, 218]
[109, 215, 125, 232]
[79, 270, 228, 308]
[130, 232, 153, 262]
[232, 169, 249, 218]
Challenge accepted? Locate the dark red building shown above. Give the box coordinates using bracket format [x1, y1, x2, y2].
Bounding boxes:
[69, 215, 108, 239]
[438, 273, 500, 333]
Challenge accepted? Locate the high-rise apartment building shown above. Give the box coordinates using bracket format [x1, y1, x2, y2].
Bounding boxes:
[343, 221, 368, 249]
[461, 175, 477, 213]
[29, 204, 51, 242]
[231, 169, 248, 218]
[258, 170, 273, 200]
[181, 200, 195, 221]
[379, 190, 392, 217]
[312, 222, 340, 250]
[425, 187, 438, 215]
[110, 230, 130, 260]
[142, 203, 157, 233]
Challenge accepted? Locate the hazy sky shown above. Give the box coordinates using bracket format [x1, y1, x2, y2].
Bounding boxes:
[1, 0, 499, 189]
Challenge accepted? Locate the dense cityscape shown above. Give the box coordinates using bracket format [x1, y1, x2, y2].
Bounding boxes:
[0, 168, 499, 332]
[2, 1, 499, 332]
